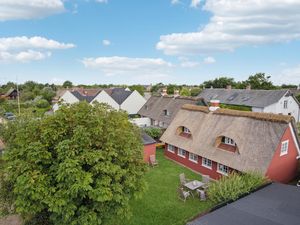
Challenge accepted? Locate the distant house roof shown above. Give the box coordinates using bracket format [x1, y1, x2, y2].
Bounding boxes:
[160, 104, 299, 174]
[138, 95, 207, 126]
[198, 89, 290, 108]
[5, 88, 17, 97]
[187, 183, 300, 225]
[110, 88, 133, 105]
[141, 132, 156, 145]
[68, 88, 133, 105]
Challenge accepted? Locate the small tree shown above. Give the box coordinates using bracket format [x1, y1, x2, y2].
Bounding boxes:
[143, 127, 162, 140]
[0, 102, 146, 225]
[180, 87, 191, 96]
[62, 80, 73, 88]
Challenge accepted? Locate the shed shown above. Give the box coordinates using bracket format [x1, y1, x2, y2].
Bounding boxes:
[141, 132, 156, 163]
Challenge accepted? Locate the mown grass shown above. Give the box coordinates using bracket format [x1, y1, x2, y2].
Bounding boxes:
[111, 148, 213, 225]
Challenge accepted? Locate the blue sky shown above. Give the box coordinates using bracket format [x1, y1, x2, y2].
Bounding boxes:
[0, 0, 300, 85]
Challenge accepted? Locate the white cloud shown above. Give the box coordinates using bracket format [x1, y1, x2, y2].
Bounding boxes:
[171, 0, 180, 5]
[0, 0, 65, 21]
[95, 0, 108, 3]
[82, 56, 172, 76]
[102, 39, 111, 46]
[190, 0, 201, 8]
[275, 64, 300, 85]
[203, 56, 216, 64]
[157, 0, 300, 55]
[0, 36, 75, 62]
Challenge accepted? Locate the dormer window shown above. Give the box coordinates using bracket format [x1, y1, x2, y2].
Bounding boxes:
[164, 109, 170, 116]
[222, 137, 236, 146]
[177, 126, 192, 138]
[216, 136, 238, 153]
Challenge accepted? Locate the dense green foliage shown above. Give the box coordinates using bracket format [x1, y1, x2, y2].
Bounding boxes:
[129, 85, 145, 96]
[203, 77, 236, 89]
[207, 172, 267, 204]
[245, 73, 275, 90]
[295, 94, 300, 103]
[62, 80, 73, 88]
[180, 87, 191, 96]
[143, 127, 162, 140]
[0, 102, 146, 225]
[190, 88, 202, 97]
[110, 148, 213, 225]
[220, 104, 252, 111]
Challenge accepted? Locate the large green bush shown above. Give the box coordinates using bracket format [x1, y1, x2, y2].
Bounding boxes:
[207, 172, 267, 204]
[143, 127, 162, 139]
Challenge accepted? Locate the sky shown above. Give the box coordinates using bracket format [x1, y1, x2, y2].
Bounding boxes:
[0, 0, 300, 85]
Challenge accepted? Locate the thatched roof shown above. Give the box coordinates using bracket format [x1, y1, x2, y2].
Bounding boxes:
[160, 105, 299, 174]
[198, 89, 291, 108]
[138, 96, 207, 127]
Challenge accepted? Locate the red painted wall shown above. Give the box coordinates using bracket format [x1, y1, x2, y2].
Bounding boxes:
[266, 126, 299, 183]
[164, 144, 233, 180]
[144, 144, 156, 163]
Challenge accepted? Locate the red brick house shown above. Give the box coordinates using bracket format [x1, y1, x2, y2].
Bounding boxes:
[141, 132, 156, 163]
[160, 103, 300, 183]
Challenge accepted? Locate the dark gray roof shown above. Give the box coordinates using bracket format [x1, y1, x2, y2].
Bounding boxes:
[5, 88, 17, 97]
[138, 95, 207, 127]
[198, 89, 289, 108]
[71, 91, 96, 103]
[110, 88, 132, 105]
[141, 132, 156, 145]
[187, 183, 300, 225]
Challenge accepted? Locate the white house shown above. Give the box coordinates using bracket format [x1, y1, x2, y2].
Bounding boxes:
[199, 88, 300, 122]
[53, 88, 146, 115]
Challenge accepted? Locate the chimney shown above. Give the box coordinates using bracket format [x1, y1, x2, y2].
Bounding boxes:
[174, 90, 180, 98]
[209, 100, 220, 111]
[161, 88, 167, 96]
[226, 85, 232, 90]
[246, 84, 251, 90]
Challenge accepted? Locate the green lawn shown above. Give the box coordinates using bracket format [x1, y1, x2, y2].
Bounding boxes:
[113, 148, 213, 225]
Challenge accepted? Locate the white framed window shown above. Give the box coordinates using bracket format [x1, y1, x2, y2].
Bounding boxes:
[183, 127, 191, 134]
[164, 109, 170, 116]
[223, 137, 235, 146]
[167, 144, 175, 153]
[217, 163, 228, 175]
[178, 148, 186, 158]
[280, 140, 289, 156]
[189, 153, 198, 163]
[283, 100, 288, 109]
[202, 157, 212, 169]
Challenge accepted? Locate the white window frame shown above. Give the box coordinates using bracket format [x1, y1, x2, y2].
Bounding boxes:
[167, 144, 175, 153]
[202, 157, 212, 169]
[189, 153, 198, 163]
[223, 137, 235, 146]
[178, 148, 186, 158]
[217, 163, 228, 176]
[283, 100, 288, 109]
[280, 140, 289, 156]
[183, 127, 191, 134]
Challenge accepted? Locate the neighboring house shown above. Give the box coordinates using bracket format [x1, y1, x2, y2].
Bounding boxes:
[1, 88, 18, 100]
[142, 132, 156, 163]
[160, 102, 300, 183]
[138, 95, 207, 128]
[187, 183, 300, 225]
[198, 88, 300, 122]
[53, 88, 146, 115]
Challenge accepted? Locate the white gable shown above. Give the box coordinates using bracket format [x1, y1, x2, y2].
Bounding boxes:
[120, 90, 146, 115]
[90, 90, 119, 110]
[53, 91, 79, 111]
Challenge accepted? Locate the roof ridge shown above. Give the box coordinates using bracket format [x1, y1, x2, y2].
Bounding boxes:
[181, 104, 293, 123]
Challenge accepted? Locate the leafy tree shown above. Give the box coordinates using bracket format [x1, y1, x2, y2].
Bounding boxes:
[167, 84, 177, 95]
[150, 83, 164, 93]
[143, 127, 162, 140]
[0, 102, 146, 225]
[129, 85, 145, 96]
[244, 73, 275, 90]
[281, 84, 298, 89]
[203, 77, 235, 88]
[62, 80, 73, 88]
[41, 87, 56, 103]
[190, 88, 202, 97]
[180, 87, 191, 96]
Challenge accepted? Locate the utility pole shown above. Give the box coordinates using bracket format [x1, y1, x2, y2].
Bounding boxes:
[16, 77, 21, 116]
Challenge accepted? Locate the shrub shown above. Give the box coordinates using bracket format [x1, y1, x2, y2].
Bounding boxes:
[207, 172, 267, 204]
[143, 127, 162, 139]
